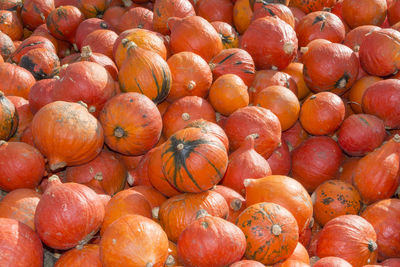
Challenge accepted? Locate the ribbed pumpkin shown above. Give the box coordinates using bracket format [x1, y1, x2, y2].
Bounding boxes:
[348, 76, 382, 114]
[353, 135, 400, 204]
[313, 257, 352, 267]
[236, 202, 299, 265]
[0, 218, 43, 267]
[211, 21, 239, 49]
[74, 18, 110, 49]
[78, 0, 108, 18]
[0, 10, 22, 41]
[221, 134, 272, 195]
[21, 0, 54, 30]
[81, 29, 118, 59]
[224, 106, 281, 158]
[233, 0, 253, 34]
[252, 3, 295, 28]
[100, 214, 169, 267]
[282, 62, 311, 100]
[312, 180, 361, 226]
[289, 0, 337, 13]
[343, 25, 381, 52]
[10, 35, 57, 64]
[299, 92, 345, 135]
[35, 176, 105, 250]
[342, 0, 387, 29]
[0, 188, 40, 230]
[267, 141, 292, 176]
[291, 136, 343, 193]
[31, 101, 104, 171]
[158, 190, 229, 242]
[168, 16, 223, 62]
[361, 199, 400, 261]
[100, 189, 152, 235]
[99, 92, 162, 156]
[46, 5, 85, 43]
[0, 63, 35, 99]
[316, 215, 378, 266]
[54, 244, 102, 267]
[117, 7, 153, 32]
[0, 92, 18, 141]
[118, 41, 171, 104]
[0, 141, 45, 191]
[177, 211, 246, 267]
[166, 51, 212, 102]
[209, 48, 255, 87]
[185, 119, 229, 152]
[152, 0, 195, 35]
[302, 42, 359, 94]
[240, 16, 297, 70]
[161, 127, 228, 193]
[244, 175, 313, 233]
[19, 47, 60, 80]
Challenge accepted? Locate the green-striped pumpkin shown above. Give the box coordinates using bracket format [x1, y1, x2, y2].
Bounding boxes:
[0, 91, 18, 141]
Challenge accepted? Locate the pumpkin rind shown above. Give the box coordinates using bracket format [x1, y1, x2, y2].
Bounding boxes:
[0, 93, 18, 141]
[46, 5, 85, 42]
[54, 244, 102, 267]
[0, 63, 35, 99]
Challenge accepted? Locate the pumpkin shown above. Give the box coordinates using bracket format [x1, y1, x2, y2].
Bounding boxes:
[46, 5, 85, 43]
[299, 92, 345, 135]
[35, 175, 105, 250]
[244, 175, 313, 233]
[342, 0, 387, 29]
[313, 257, 352, 267]
[81, 29, 118, 59]
[348, 76, 382, 114]
[161, 127, 228, 193]
[54, 244, 102, 267]
[0, 0, 22, 12]
[275, 242, 310, 266]
[381, 258, 400, 266]
[118, 41, 171, 104]
[0, 63, 35, 99]
[316, 215, 378, 266]
[5, 97, 29, 141]
[212, 185, 245, 223]
[338, 114, 386, 156]
[312, 180, 362, 226]
[230, 260, 265, 267]
[211, 21, 239, 49]
[236, 202, 299, 265]
[152, 0, 195, 35]
[28, 78, 56, 114]
[233, 0, 253, 34]
[296, 11, 346, 47]
[0, 92, 18, 141]
[338, 156, 359, 184]
[282, 62, 311, 100]
[0, 188, 40, 230]
[389, 0, 400, 25]
[209, 48, 256, 87]
[273, 260, 310, 267]
[221, 134, 272, 195]
[353, 135, 400, 204]
[362, 79, 400, 129]
[117, 7, 153, 32]
[19, 47, 60, 80]
[0, 10, 22, 41]
[291, 136, 344, 193]
[31, 24, 59, 52]
[267, 141, 292, 175]
[9, 36, 56, 64]
[165, 241, 182, 267]
[20, 124, 34, 147]
[0, 218, 43, 267]
[240, 16, 297, 70]
[289, 0, 337, 13]
[31, 101, 104, 171]
[168, 16, 223, 62]
[100, 189, 152, 234]
[185, 119, 229, 152]
[100, 214, 169, 267]
[177, 211, 246, 267]
[21, 0, 54, 30]
[196, 0, 233, 24]
[343, 25, 381, 52]
[290, 6, 306, 27]
[252, 3, 295, 28]
[74, 18, 110, 49]
[361, 199, 400, 261]
[158, 190, 229, 242]
[282, 120, 309, 150]
[127, 149, 153, 186]
[78, 0, 108, 18]
[103, 6, 125, 30]
[166, 51, 212, 102]
[0, 30, 15, 60]
[302, 42, 359, 94]
[99, 92, 162, 156]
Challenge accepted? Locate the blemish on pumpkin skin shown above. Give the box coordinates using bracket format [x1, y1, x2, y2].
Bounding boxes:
[322, 197, 334, 205]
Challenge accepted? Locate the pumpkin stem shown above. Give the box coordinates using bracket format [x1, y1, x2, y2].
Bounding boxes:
[209, 63, 216, 70]
[244, 134, 257, 150]
[165, 255, 176, 267]
[152, 207, 160, 220]
[248, 87, 256, 93]
[187, 80, 196, 91]
[77, 101, 88, 109]
[243, 179, 252, 188]
[100, 22, 108, 29]
[230, 199, 243, 211]
[271, 66, 278, 70]
[195, 209, 209, 219]
[88, 106, 96, 113]
[0, 90, 4, 97]
[283, 42, 295, 55]
[394, 134, 400, 143]
[271, 224, 282, 236]
[0, 140, 6, 146]
[215, 112, 223, 122]
[94, 172, 103, 181]
[181, 113, 190, 121]
[146, 263, 154, 267]
[127, 172, 134, 186]
[48, 175, 60, 182]
[72, 43, 78, 52]
[300, 46, 309, 54]
[122, 0, 132, 7]
[114, 127, 126, 138]
[176, 143, 184, 151]
[126, 40, 138, 50]
[368, 240, 377, 252]
[80, 46, 93, 59]
[309, 95, 317, 100]
[76, 230, 97, 250]
[49, 162, 67, 171]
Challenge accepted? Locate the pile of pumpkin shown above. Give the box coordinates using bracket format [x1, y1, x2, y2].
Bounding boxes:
[1, 0, 400, 266]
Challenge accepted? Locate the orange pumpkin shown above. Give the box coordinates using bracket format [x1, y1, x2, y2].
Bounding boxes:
[19, 47, 60, 80]
[230, 260, 265, 267]
[236, 202, 299, 265]
[0, 10, 23, 41]
[78, 0, 108, 18]
[233, 0, 253, 34]
[130, 185, 167, 211]
[103, 6, 125, 30]
[0, 93, 18, 141]
[185, 119, 229, 152]
[21, 0, 54, 30]
[212, 185, 245, 223]
[10, 35, 57, 64]
[342, 0, 387, 29]
[252, 3, 295, 28]
[348, 76, 382, 113]
[54, 244, 102, 267]
[338, 156, 360, 184]
[81, 29, 118, 59]
[211, 21, 239, 49]
[117, 7, 153, 32]
[282, 62, 311, 100]
[274, 242, 310, 266]
[196, 0, 233, 24]
[0, 63, 35, 99]
[343, 25, 381, 52]
[289, 0, 337, 13]
[313, 257, 352, 267]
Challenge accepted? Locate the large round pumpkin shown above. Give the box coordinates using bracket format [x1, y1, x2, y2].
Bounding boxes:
[21, 0, 54, 30]
[81, 29, 118, 59]
[196, 0, 233, 24]
[342, 0, 387, 29]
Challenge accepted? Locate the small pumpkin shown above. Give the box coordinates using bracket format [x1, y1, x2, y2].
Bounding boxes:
[348, 75, 382, 114]
[19, 47, 60, 80]
[233, 0, 253, 34]
[117, 7, 153, 32]
[0, 10, 22, 41]
[282, 62, 311, 100]
[196, 0, 233, 24]
[54, 244, 102, 267]
[342, 0, 387, 29]
[0, 63, 35, 99]
[0, 92, 18, 141]
[81, 29, 118, 59]
[21, 0, 54, 30]
[78, 0, 108, 18]
[211, 21, 239, 49]
[74, 18, 110, 50]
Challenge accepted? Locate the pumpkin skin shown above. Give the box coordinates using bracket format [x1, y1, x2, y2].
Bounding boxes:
[313, 257, 352, 267]
[168, 16, 223, 62]
[342, 0, 387, 29]
[275, 242, 310, 266]
[31, 24, 59, 53]
[78, 0, 108, 18]
[0, 141, 45, 191]
[127, 149, 153, 187]
[152, 0, 195, 35]
[282, 120, 309, 150]
[252, 2, 295, 28]
[21, 0, 54, 30]
[28, 78, 56, 114]
[159, 190, 229, 242]
[0, 92, 18, 141]
[353, 135, 400, 204]
[0, 27, 15, 60]
[46, 5, 85, 43]
[35, 176, 105, 250]
[316, 215, 378, 266]
[299, 92, 345, 136]
[0, 218, 43, 267]
[209, 48, 256, 87]
[212, 185, 245, 223]
[236, 202, 299, 265]
[241, 16, 297, 70]
[233, 0, 253, 34]
[0, 10, 22, 41]
[0, 63, 35, 99]
[166, 51, 212, 102]
[19, 47, 60, 80]
[130, 185, 167, 211]
[0, 188, 40, 230]
[161, 127, 228, 193]
[361, 199, 400, 260]
[10, 35, 57, 64]
[291, 136, 344, 193]
[177, 212, 246, 267]
[312, 180, 362, 226]
[296, 11, 346, 47]
[230, 260, 265, 267]
[99, 92, 162, 156]
[185, 119, 229, 152]
[362, 79, 400, 129]
[7, 97, 31, 141]
[343, 25, 381, 52]
[381, 258, 400, 267]
[267, 141, 292, 176]
[302, 42, 359, 94]
[244, 175, 313, 234]
[0, 0, 22, 12]
[221, 135, 272, 195]
[338, 114, 386, 156]
[389, 0, 400, 25]
[196, 0, 233, 24]
[289, 0, 337, 13]
[118, 42, 171, 104]
[224, 106, 282, 158]
[348, 76, 382, 114]
[81, 29, 118, 59]
[31, 101, 104, 171]
[282, 62, 311, 100]
[211, 21, 239, 49]
[117, 7, 153, 32]
[54, 244, 102, 267]
[74, 18, 110, 50]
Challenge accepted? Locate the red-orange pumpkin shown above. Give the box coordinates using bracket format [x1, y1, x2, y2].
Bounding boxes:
[252, 3, 295, 28]
[342, 0, 387, 29]
[74, 18, 110, 49]
[274, 242, 310, 266]
[81, 29, 118, 59]
[343, 25, 381, 52]
[0, 10, 23, 41]
[289, 0, 337, 13]
[0, 30, 15, 60]
[0, 63, 35, 99]
[10, 35, 57, 64]
[230, 260, 265, 267]
[117, 7, 153, 32]
[19, 47, 60, 80]
[233, 0, 253, 34]
[185, 119, 229, 152]
[282, 120, 309, 150]
[21, 0, 54, 30]
[348, 75, 382, 114]
[28, 78, 56, 114]
[78, 0, 108, 18]
[313, 257, 352, 267]
[0, 92, 18, 141]
[103, 6, 124, 30]
[267, 140, 292, 176]
[196, 0, 233, 24]
[212, 185, 245, 223]
[54, 244, 102, 267]
[211, 21, 239, 49]
[282, 62, 311, 100]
